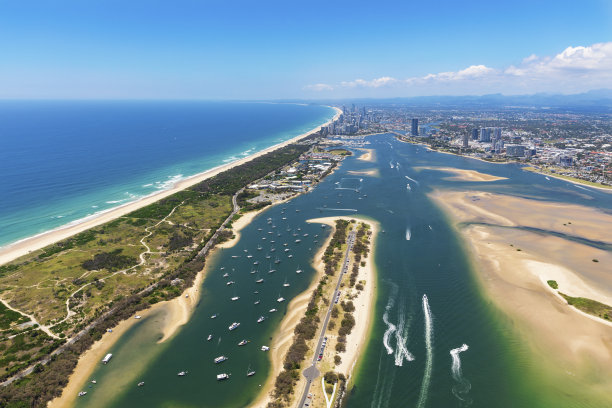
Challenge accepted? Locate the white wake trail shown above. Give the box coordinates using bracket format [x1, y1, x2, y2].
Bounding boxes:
[393, 302, 415, 366]
[417, 294, 434, 408]
[404, 175, 420, 186]
[382, 284, 398, 355]
[450, 344, 472, 405]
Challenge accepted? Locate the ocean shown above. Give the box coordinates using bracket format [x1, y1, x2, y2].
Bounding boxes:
[0, 101, 335, 248]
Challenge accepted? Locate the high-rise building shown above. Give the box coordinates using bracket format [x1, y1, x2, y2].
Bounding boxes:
[479, 128, 491, 142]
[411, 119, 419, 136]
[506, 144, 525, 157]
[472, 128, 479, 140]
[462, 133, 469, 148]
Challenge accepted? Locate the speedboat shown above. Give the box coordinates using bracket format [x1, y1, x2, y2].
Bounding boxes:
[269, 308, 277, 313]
[211, 314, 218, 319]
[214, 355, 228, 364]
[207, 334, 213, 341]
[217, 373, 230, 381]
[277, 297, 285, 303]
[257, 316, 265, 323]
[238, 339, 250, 346]
[137, 382, 145, 387]
[177, 371, 187, 376]
[228, 322, 240, 331]
[261, 346, 270, 351]
[231, 296, 240, 301]
[226, 281, 235, 286]
[254, 300, 260, 305]
[78, 392, 87, 397]
[256, 278, 264, 283]
[223, 273, 229, 278]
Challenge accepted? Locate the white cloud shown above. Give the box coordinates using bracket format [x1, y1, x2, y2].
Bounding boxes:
[304, 42, 612, 95]
[303, 83, 334, 91]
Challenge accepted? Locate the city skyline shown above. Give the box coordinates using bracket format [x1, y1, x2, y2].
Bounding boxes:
[0, 0, 610, 99]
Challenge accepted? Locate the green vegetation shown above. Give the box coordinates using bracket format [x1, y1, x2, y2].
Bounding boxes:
[560, 293, 612, 321]
[0, 141, 314, 408]
[547, 280, 559, 290]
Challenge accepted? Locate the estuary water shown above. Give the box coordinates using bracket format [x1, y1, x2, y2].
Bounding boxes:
[76, 134, 612, 407]
[0, 101, 335, 248]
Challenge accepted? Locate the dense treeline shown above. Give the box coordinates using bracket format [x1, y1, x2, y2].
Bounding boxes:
[349, 223, 370, 287]
[81, 249, 137, 271]
[322, 220, 350, 275]
[0, 140, 316, 408]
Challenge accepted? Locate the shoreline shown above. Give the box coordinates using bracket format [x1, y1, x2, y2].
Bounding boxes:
[48, 203, 264, 408]
[522, 166, 612, 192]
[0, 106, 341, 267]
[431, 189, 612, 404]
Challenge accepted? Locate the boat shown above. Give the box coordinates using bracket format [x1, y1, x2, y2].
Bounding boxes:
[270, 247, 276, 252]
[277, 297, 285, 303]
[214, 355, 228, 364]
[254, 300, 260, 305]
[217, 373, 230, 381]
[303, 233, 309, 237]
[257, 316, 265, 323]
[253, 261, 259, 265]
[274, 257, 280, 264]
[247, 369, 256, 377]
[254, 290, 259, 294]
[250, 269, 257, 274]
[256, 278, 264, 283]
[284, 248, 290, 252]
[207, 334, 213, 341]
[269, 308, 277, 313]
[238, 339, 250, 346]
[296, 266, 303, 274]
[257, 245, 262, 250]
[295, 239, 301, 243]
[177, 371, 187, 376]
[226, 281, 235, 286]
[220, 267, 225, 270]
[283, 279, 290, 287]
[257, 228, 263, 231]
[228, 322, 240, 331]
[211, 314, 218, 319]
[222, 273, 229, 278]
[247, 255, 253, 258]
[137, 382, 145, 387]
[102, 353, 113, 364]
[78, 391, 87, 397]
[91, 380, 97, 384]
[282, 217, 287, 220]
[231, 255, 240, 258]
[268, 268, 276, 274]
[261, 346, 270, 351]
[288, 254, 293, 258]
[265, 254, 271, 259]
[231, 296, 240, 301]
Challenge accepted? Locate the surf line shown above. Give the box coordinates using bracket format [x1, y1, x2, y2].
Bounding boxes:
[450, 344, 472, 404]
[416, 294, 434, 408]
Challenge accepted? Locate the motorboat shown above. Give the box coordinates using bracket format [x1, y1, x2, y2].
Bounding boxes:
[228, 322, 240, 331]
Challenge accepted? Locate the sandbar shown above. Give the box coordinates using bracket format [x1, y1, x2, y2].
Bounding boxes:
[357, 148, 375, 163]
[414, 166, 507, 182]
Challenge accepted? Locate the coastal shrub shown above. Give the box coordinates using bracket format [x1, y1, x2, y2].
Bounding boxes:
[328, 320, 336, 330]
[81, 249, 136, 272]
[334, 355, 341, 365]
[331, 305, 339, 319]
[341, 301, 355, 313]
[546, 280, 558, 290]
[324, 371, 339, 384]
[335, 342, 346, 352]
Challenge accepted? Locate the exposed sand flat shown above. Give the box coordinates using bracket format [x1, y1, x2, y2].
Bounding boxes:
[357, 148, 375, 162]
[347, 169, 380, 177]
[414, 166, 507, 182]
[0, 107, 341, 267]
[431, 190, 612, 402]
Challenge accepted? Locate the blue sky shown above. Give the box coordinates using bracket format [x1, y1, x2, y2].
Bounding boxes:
[0, 0, 611, 99]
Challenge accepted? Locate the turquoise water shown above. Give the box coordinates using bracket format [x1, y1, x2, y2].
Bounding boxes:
[78, 134, 612, 407]
[0, 101, 335, 248]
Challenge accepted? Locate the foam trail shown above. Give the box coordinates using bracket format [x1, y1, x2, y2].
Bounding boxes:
[417, 294, 434, 408]
[574, 184, 590, 191]
[382, 283, 399, 355]
[393, 302, 415, 366]
[389, 161, 395, 169]
[404, 175, 420, 186]
[450, 344, 472, 405]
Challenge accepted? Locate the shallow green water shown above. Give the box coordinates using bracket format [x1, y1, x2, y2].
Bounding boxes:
[77, 134, 612, 408]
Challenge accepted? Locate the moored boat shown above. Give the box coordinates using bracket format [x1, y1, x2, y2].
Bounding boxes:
[228, 322, 240, 331]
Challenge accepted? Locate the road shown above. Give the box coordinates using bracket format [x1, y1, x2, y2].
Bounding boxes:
[297, 229, 356, 408]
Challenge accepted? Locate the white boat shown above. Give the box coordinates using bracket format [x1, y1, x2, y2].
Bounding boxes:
[257, 316, 265, 323]
[211, 314, 218, 319]
[268, 268, 276, 274]
[78, 391, 87, 397]
[247, 255, 253, 258]
[256, 278, 264, 283]
[284, 248, 290, 252]
[277, 297, 285, 303]
[102, 353, 113, 364]
[274, 257, 280, 264]
[257, 245, 262, 250]
[214, 355, 228, 364]
[283, 279, 290, 287]
[222, 273, 229, 278]
[231, 256, 240, 258]
[250, 269, 257, 274]
[265, 254, 271, 259]
[91, 380, 97, 384]
[254, 300, 260, 305]
[177, 371, 187, 376]
[226, 281, 235, 286]
[207, 334, 213, 341]
[231, 296, 240, 301]
[229, 322, 240, 331]
[247, 369, 256, 377]
[288, 254, 293, 258]
[134, 315, 141, 319]
[238, 339, 250, 346]
[253, 261, 259, 265]
[295, 239, 301, 243]
[296, 266, 303, 274]
[261, 346, 270, 351]
[138, 382, 145, 387]
[217, 373, 230, 381]
[269, 308, 277, 313]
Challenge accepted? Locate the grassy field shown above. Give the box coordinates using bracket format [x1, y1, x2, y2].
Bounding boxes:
[560, 293, 612, 321]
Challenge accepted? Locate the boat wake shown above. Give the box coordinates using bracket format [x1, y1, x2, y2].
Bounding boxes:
[450, 344, 472, 405]
[393, 301, 414, 366]
[404, 175, 420, 186]
[405, 227, 411, 241]
[371, 351, 397, 408]
[382, 283, 398, 355]
[417, 294, 434, 408]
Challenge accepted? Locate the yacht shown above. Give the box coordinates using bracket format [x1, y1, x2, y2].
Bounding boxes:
[282, 217, 287, 220]
[284, 248, 290, 252]
[257, 316, 265, 323]
[247, 255, 253, 258]
[256, 278, 264, 283]
[138, 382, 145, 387]
[261, 346, 270, 351]
[226, 281, 235, 286]
[231, 296, 240, 301]
[231, 255, 240, 258]
[91, 380, 97, 384]
[220, 267, 225, 270]
[228, 322, 240, 331]
[207, 334, 213, 341]
[283, 243, 288, 246]
[211, 314, 218, 319]
[217, 373, 230, 381]
[295, 239, 301, 243]
[277, 297, 285, 303]
[268, 268, 276, 274]
[288, 254, 293, 258]
[270, 247, 276, 252]
[238, 339, 250, 346]
[257, 228, 263, 231]
[269, 308, 277, 313]
[214, 355, 228, 364]
[222, 273, 229, 278]
[177, 371, 187, 376]
[303, 233, 309, 237]
[296, 266, 303, 274]
[257, 245, 262, 250]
